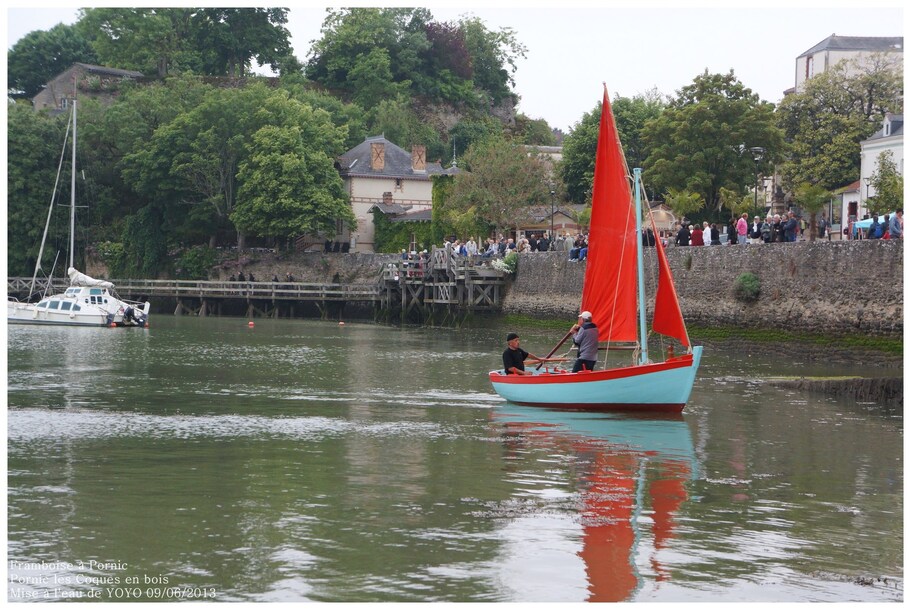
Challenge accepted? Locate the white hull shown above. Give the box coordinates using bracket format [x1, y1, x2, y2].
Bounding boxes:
[8, 301, 112, 326]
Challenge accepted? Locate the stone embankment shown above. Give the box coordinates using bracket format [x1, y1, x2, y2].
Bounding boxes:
[504, 240, 903, 338]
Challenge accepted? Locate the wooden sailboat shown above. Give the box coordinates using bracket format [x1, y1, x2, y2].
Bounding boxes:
[490, 87, 702, 412]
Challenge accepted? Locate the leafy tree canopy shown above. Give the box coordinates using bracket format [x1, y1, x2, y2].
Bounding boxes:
[305, 8, 524, 107]
[643, 70, 784, 220]
[8, 23, 97, 98]
[447, 135, 550, 232]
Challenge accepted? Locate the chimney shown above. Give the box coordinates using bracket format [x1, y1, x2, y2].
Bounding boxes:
[370, 142, 385, 171]
[411, 145, 426, 172]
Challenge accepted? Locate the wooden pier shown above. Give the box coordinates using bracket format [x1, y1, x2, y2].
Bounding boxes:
[7, 248, 508, 322]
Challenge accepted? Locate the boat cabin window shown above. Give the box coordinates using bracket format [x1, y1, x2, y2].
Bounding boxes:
[37, 302, 48, 309]
[72, 304, 81, 311]
[65, 288, 79, 296]
[48, 301, 60, 310]
[90, 288, 103, 295]
[60, 302, 72, 311]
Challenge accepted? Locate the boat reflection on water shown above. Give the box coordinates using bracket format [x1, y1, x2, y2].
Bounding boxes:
[493, 404, 697, 602]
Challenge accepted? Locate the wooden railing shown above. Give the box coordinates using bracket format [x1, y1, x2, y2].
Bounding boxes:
[8, 277, 381, 302]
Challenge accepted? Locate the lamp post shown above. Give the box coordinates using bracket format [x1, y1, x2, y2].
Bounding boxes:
[549, 186, 556, 240]
[750, 147, 765, 216]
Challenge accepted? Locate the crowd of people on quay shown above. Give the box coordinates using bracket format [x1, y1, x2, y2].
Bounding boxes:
[672, 208, 904, 246]
[224, 208, 905, 282]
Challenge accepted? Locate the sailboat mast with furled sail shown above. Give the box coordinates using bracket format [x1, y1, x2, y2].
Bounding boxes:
[490, 86, 702, 412]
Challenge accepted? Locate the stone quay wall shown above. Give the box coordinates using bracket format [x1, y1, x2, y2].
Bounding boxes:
[503, 240, 903, 337]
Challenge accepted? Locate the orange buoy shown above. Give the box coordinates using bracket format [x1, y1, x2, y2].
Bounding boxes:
[339, 321, 345, 326]
[110, 322, 117, 328]
[248, 321, 255, 327]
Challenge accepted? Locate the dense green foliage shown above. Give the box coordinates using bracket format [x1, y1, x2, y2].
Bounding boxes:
[6, 7, 542, 279]
[305, 8, 525, 108]
[447, 135, 550, 233]
[75, 8, 291, 78]
[643, 71, 784, 221]
[371, 209, 437, 254]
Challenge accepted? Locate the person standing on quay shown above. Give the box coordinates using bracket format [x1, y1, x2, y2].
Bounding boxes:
[675, 223, 691, 246]
[889, 209, 903, 239]
[737, 213, 749, 246]
[690, 223, 704, 246]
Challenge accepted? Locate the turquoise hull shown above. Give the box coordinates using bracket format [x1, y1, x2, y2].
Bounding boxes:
[490, 346, 703, 413]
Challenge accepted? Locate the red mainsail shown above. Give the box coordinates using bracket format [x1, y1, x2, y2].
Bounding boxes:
[580, 88, 638, 344]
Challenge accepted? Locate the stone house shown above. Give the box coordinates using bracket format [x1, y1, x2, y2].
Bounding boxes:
[336, 135, 457, 252]
[32, 63, 144, 112]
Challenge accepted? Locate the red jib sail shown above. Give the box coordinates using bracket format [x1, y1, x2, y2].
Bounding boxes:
[580, 88, 638, 344]
[650, 214, 690, 347]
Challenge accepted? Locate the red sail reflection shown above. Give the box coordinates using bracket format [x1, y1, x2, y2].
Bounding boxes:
[494, 407, 694, 602]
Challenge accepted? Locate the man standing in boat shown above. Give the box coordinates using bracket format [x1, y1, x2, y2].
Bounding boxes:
[571, 311, 599, 372]
[502, 333, 547, 375]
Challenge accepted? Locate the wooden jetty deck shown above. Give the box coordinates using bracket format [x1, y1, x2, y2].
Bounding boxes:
[7, 248, 509, 321]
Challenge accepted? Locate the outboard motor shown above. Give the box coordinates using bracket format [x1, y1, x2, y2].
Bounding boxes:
[123, 306, 146, 326]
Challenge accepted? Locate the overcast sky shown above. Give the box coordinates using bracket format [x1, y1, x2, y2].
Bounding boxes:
[5, 3, 905, 131]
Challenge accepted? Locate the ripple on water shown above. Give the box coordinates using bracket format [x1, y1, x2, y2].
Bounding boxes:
[7, 409, 445, 444]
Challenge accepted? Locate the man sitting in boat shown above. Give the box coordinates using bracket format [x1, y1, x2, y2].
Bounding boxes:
[502, 333, 546, 375]
[571, 311, 599, 372]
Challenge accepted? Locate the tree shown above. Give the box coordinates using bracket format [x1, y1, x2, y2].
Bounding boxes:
[458, 15, 526, 104]
[368, 96, 444, 162]
[776, 53, 903, 191]
[559, 102, 600, 205]
[233, 121, 353, 240]
[192, 8, 291, 77]
[612, 88, 667, 174]
[559, 90, 667, 206]
[664, 188, 706, 222]
[866, 150, 903, 215]
[516, 114, 557, 146]
[8, 23, 97, 98]
[792, 182, 831, 241]
[6, 104, 72, 276]
[347, 48, 408, 109]
[77, 8, 202, 77]
[643, 70, 784, 220]
[447, 136, 550, 233]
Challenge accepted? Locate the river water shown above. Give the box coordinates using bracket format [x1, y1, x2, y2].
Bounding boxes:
[6, 317, 903, 602]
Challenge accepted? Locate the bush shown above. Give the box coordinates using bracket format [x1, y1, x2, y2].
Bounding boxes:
[733, 272, 761, 303]
[175, 246, 217, 280]
[492, 251, 518, 274]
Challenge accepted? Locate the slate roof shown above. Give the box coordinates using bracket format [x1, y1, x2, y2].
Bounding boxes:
[798, 35, 903, 58]
[864, 114, 904, 142]
[369, 202, 433, 223]
[337, 135, 456, 179]
[74, 63, 144, 78]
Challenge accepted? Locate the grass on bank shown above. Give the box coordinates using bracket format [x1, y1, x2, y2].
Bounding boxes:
[500, 314, 902, 356]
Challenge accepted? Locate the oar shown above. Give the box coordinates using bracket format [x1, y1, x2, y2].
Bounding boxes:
[535, 327, 574, 370]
